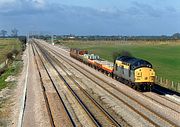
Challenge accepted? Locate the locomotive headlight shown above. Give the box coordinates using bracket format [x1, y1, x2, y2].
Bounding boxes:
[151, 77, 155, 81]
[136, 72, 142, 76]
[151, 72, 155, 76]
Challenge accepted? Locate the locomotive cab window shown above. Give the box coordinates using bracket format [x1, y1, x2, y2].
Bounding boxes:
[132, 60, 152, 69]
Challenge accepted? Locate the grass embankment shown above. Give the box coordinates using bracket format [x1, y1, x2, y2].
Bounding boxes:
[0, 38, 23, 90]
[58, 40, 180, 83]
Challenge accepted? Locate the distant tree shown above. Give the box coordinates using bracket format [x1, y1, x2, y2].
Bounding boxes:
[172, 33, 180, 39]
[11, 28, 18, 37]
[0, 30, 7, 37]
[121, 50, 132, 57]
[18, 36, 27, 51]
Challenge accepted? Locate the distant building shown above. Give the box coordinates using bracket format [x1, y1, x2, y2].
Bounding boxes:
[68, 36, 75, 39]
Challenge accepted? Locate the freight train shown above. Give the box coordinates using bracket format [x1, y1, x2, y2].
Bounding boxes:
[70, 48, 155, 91]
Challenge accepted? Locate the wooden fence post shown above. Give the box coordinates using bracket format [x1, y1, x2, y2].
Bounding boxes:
[177, 83, 180, 92]
[171, 81, 174, 89]
[175, 82, 178, 91]
[166, 79, 168, 87]
[160, 77, 162, 84]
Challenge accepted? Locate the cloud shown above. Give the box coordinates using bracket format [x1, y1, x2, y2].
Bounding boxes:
[130, 1, 178, 18]
[131, 1, 162, 17]
[25, 0, 46, 9]
[165, 6, 176, 13]
[0, 0, 16, 5]
[0, 0, 18, 12]
[0, 0, 47, 14]
[0, 0, 178, 19]
[0, 0, 179, 35]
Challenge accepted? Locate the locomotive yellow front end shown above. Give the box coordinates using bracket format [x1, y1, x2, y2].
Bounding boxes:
[135, 67, 155, 83]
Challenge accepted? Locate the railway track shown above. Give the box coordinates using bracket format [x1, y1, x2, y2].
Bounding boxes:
[153, 88, 180, 105]
[31, 43, 75, 127]
[142, 92, 180, 114]
[34, 42, 122, 126]
[36, 40, 180, 127]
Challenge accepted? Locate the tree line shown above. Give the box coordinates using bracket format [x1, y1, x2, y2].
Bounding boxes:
[54, 33, 180, 41]
[0, 28, 18, 37]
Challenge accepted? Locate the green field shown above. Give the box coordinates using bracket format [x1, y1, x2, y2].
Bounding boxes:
[0, 38, 21, 63]
[58, 40, 180, 83]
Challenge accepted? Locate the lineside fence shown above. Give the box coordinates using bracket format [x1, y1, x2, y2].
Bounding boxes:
[155, 76, 180, 93]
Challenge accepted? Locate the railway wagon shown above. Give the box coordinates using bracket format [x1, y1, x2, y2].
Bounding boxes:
[113, 56, 155, 91]
[87, 54, 100, 66]
[94, 60, 113, 76]
[102, 61, 114, 76]
[82, 54, 90, 64]
[70, 48, 88, 62]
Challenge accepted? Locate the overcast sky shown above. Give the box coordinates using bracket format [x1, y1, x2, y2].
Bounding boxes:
[0, 0, 180, 35]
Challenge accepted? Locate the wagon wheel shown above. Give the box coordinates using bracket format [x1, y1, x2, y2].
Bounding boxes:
[149, 84, 154, 91]
[133, 85, 137, 90]
[130, 83, 134, 88]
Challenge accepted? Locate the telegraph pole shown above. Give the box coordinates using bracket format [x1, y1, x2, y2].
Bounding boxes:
[26, 33, 29, 43]
[51, 35, 54, 45]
